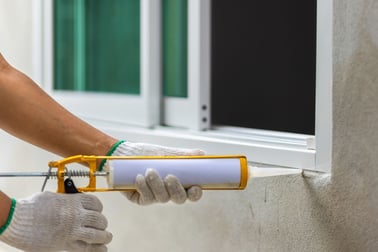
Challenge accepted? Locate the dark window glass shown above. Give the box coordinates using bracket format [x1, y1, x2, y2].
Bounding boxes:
[211, 0, 317, 134]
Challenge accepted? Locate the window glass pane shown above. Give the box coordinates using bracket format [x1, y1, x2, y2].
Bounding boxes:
[54, 0, 140, 94]
[162, 0, 188, 97]
[211, 0, 316, 135]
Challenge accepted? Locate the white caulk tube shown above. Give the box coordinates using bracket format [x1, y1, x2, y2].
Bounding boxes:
[106, 155, 249, 190]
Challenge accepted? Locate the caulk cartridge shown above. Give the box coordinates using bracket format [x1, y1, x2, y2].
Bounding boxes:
[106, 155, 249, 190]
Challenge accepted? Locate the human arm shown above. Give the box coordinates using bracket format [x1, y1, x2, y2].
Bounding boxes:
[0, 53, 203, 251]
[0, 53, 118, 164]
[0, 53, 203, 204]
[0, 192, 12, 231]
[0, 54, 116, 250]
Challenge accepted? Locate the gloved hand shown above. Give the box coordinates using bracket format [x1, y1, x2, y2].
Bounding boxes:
[102, 141, 205, 205]
[0, 191, 112, 252]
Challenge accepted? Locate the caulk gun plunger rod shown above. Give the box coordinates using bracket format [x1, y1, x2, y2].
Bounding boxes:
[0, 171, 109, 177]
[0, 172, 51, 177]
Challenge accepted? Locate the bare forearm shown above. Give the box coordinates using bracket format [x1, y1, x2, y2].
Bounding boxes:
[0, 54, 117, 160]
[0, 192, 11, 228]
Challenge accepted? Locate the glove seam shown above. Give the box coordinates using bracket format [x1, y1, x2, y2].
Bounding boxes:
[0, 198, 16, 235]
[98, 140, 126, 171]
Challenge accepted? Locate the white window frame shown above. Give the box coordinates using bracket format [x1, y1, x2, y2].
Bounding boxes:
[163, 0, 211, 131]
[34, 0, 161, 128]
[34, 0, 332, 173]
[163, 0, 332, 172]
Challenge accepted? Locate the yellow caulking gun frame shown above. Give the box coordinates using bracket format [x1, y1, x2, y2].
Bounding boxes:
[48, 155, 249, 193]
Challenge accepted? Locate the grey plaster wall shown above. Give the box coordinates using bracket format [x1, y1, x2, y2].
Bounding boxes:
[246, 0, 378, 250]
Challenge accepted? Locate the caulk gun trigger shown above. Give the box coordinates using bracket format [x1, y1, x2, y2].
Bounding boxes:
[64, 178, 80, 193]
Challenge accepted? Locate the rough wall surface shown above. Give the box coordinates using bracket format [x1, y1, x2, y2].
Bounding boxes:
[0, 0, 377, 251]
[330, 0, 378, 250]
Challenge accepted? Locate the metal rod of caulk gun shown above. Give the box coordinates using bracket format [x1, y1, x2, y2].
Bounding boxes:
[0, 172, 52, 177]
[0, 171, 109, 192]
[0, 171, 109, 177]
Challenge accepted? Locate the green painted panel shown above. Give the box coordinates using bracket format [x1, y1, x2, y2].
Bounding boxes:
[54, 0, 75, 90]
[54, 0, 140, 94]
[162, 0, 188, 97]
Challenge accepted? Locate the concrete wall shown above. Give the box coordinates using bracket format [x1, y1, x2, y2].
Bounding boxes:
[1, 0, 378, 251]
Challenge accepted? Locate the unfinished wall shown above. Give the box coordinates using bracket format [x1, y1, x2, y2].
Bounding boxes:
[0, 0, 378, 251]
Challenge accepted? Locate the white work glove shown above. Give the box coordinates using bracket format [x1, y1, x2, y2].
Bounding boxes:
[103, 141, 204, 205]
[0, 191, 112, 252]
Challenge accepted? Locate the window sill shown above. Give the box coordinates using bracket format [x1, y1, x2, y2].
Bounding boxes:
[87, 118, 316, 171]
